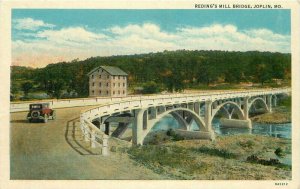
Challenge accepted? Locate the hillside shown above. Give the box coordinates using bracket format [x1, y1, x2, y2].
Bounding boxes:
[11, 50, 291, 100]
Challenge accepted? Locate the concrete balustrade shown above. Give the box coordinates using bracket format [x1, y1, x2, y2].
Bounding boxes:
[77, 88, 290, 155]
[10, 88, 290, 156]
[10, 88, 289, 112]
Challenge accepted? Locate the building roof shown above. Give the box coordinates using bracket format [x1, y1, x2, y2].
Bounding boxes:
[87, 66, 128, 76]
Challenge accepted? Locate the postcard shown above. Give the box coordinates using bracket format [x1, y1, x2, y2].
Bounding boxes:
[0, 0, 299, 188]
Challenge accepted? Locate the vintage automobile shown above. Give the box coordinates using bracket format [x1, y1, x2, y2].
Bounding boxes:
[27, 103, 56, 123]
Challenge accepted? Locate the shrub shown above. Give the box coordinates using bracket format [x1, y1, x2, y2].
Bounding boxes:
[238, 140, 255, 148]
[192, 146, 237, 159]
[142, 81, 161, 94]
[275, 147, 285, 157]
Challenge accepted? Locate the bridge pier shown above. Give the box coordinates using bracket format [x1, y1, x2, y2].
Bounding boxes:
[79, 88, 289, 156]
[267, 95, 272, 112]
[205, 100, 213, 132]
[132, 109, 146, 145]
[273, 96, 277, 106]
[194, 102, 200, 116]
[243, 96, 250, 120]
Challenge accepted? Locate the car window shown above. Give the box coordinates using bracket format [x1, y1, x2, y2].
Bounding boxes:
[30, 105, 41, 109]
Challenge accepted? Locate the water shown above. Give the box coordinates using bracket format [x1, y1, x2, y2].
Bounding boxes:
[212, 119, 291, 139]
[151, 115, 291, 139]
[150, 115, 291, 165]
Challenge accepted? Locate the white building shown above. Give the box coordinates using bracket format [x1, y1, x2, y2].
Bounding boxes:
[87, 66, 128, 97]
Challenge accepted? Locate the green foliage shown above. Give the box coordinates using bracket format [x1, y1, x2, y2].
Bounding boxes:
[11, 50, 291, 100]
[166, 129, 184, 141]
[142, 81, 161, 94]
[127, 145, 210, 177]
[238, 140, 255, 149]
[21, 82, 33, 96]
[192, 146, 237, 159]
[46, 79, 65, 99]
[278, 96, 291, 111]
[275, 147, 285, 157]
[246, 155, 290, 170]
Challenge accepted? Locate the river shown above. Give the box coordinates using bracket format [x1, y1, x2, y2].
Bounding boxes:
[151, 115, 291, 139]
[150, 115, 291, 165]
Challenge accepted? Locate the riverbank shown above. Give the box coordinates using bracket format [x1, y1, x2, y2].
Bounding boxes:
[250, 107, 291, 124]
[127, 134, 291, 180]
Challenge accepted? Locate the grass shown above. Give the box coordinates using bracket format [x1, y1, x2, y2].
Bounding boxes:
[127, 145, 211, 178]
[246, 154, 291, 171]
[192, 146, 237, 159]
[126, 135, 291, 179]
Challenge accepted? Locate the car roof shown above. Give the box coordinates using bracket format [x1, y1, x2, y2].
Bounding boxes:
[30, 103, 50, 106]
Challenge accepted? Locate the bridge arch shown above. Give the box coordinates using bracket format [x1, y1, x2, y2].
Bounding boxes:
[248, 97, 269, 112]
[211, 101, 245, 121]
[140, 107, 207, 144]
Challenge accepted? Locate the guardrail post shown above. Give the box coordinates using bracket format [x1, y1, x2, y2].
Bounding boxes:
[84, 128, 90, 142]
[91, 130, 96, 148]
[102, 135, 109, 156]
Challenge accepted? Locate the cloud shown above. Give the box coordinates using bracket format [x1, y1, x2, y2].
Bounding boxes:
[36, 27, 107, 44]
[13, 17, 55, 31]
[12, 23, 291, 68]
[108, 23, 176, 40]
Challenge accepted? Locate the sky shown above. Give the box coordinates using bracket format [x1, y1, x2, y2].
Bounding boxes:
[12, 9, 291, 68]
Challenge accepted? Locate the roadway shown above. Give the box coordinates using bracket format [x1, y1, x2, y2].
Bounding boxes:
[10, 106, 163, 179]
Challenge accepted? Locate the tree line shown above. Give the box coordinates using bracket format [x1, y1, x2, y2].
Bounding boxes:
[11, 50, 291, 99]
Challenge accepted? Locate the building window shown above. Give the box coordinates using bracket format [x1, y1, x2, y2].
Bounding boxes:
[123, 83, 125, 87]
[123, 90, 125, 94]
[106, 91, 109, 94]
[118, 76, 120, 79]
[91, 75, 94, 79]
[101, 69, 103, 72]
[99, 90, 101, 94]
[99, 75, 101, 78]
[113, 91, 115, 95]
[106, 83, 109, 87]
[107, 75, 109, 79]
[99, 82, 101, 87]
[92, 90, 94, 94]
[92, 82, 94, 86]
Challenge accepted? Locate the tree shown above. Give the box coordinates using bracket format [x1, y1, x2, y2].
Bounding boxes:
[21, 82, 33, 96]
[46, 79, 65, 99]
[142, 81, 161, 94]
[255, 64, 272, 85]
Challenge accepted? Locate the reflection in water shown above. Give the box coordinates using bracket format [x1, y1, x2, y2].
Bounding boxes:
[212, 119, 291, 139]
[151, 115, 291, 139]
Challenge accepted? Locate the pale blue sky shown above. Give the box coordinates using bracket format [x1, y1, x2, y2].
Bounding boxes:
[12, 9, 291, 67]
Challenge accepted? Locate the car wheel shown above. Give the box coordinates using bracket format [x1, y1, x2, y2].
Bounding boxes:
[28, 119, 32, 123]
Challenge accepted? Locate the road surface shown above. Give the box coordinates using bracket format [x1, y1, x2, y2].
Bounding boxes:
[10, 106, 163, 179]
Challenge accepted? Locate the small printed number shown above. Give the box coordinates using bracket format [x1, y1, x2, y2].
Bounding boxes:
[275, 183, 288, 186]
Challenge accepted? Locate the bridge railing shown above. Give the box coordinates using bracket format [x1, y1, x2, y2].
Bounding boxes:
[10, 87, 290, 112]
[80, 88, 290, 155]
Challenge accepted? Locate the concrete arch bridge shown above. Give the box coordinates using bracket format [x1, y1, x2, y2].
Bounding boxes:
[79, 88, 290, 155]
